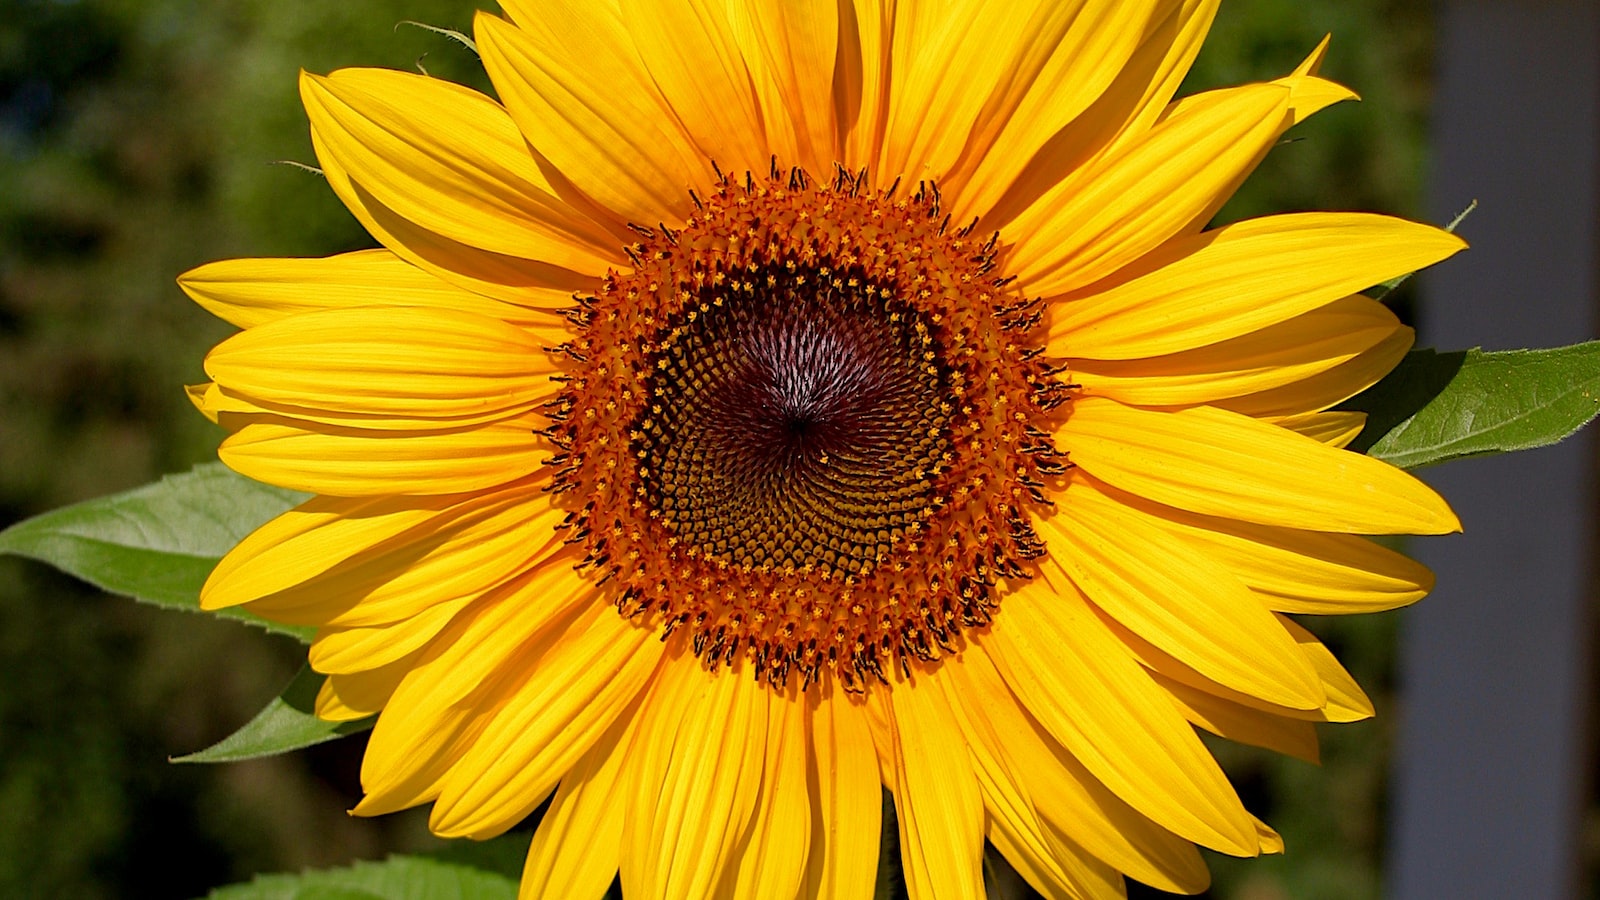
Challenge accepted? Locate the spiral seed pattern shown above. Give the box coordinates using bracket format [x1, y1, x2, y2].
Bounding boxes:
[638, 264, 950, 577]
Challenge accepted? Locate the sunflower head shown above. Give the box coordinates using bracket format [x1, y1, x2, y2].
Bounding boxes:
[182, 2, 1466, 898]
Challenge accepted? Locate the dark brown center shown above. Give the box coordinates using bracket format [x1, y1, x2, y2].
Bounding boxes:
[636, 261, 950, 576]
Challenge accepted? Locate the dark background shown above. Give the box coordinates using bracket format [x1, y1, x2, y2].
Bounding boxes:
[0, 1, 1438, 897]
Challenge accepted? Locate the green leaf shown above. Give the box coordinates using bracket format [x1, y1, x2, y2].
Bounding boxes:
[1344, 341, 1600, 469]
[205, 854, 518, 900]
[0, 463, 311, 640]
[173, 665, 373, 764]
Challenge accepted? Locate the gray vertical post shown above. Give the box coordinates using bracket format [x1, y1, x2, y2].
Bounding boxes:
[1389, 2, 1599, 898]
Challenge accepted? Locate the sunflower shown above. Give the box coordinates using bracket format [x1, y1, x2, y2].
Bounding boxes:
[180, 1, 1465, 897]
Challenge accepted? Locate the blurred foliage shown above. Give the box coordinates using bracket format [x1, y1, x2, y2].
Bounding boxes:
[0, 0, 1430, 897]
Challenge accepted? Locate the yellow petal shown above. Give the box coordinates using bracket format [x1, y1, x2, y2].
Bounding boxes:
[987, 580, 1257, 856]
[619, 0, 769, 177]
[177, 249, 573, 338]
[951, 0, 1170, 220]
[979, 0, 1219, 230]
[241, 486, 570, 628]
[1280, 617, 1375, 722]
[620, 655, 769, 900]
[1049, 213, 1466, 359]
[987, 821, 1125, 900]
[1060, 397, 1461, 534]
[945, 643, 1209, 893]
[476, 10, 711, 227]
[886, 672, 986, 900]
[1105, 615, 1371, 725]
[520, 710, 637, 900]
[728, 0, 841, 173]
[300, 69, 618, 273]
[497, 0, 617, 28]
[878, 0, 1008, 182]
[1217, 326, 1414, 418]
[357, 711, 485, 817]
[1272, 411, 1368, 449]
[1043, 477, 1325, 710]
[430, 606, 663, 839]
[186, 382, 218, 424]
[1254, 817, 1285, 856]
[362, 567, 600, 782]
[314, 129, 599, 308]
[883, 0, 1160, 192]
[309, 594, 474, 674]
[837, 0, 895, 169]
[352, 572, 604, 817]
[1008, 82, 1290, 298]
[204, 492, 442, 612]
[803, 693, 882, 900]
[936, 657, 1042, 842]
[1164, 54, 1359, 237]
[198, 382, 269, 433]
[938, 654, 1125, 900]
[726, 693, 812, 900]
[315, 660, 411, 721]
[1155, 671, 1321, 763]
[1070, 296, 1404, 407]
[205, 306, 559, 428]
[359, 643, 512, 815]
[1218, 63, 1358, 127]
[1097, 479, 1434, 615]
[218, 413, 546, 498]
[203, 482, 547, 615]
[861, 687, 898, 793]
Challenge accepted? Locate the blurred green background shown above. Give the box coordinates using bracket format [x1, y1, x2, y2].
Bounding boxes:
[0, 1, 1433, 897]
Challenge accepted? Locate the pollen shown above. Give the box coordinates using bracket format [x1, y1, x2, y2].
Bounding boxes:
[549, 167, 1068, 690]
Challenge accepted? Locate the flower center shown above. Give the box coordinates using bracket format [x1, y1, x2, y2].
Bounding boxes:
[550, 168, 1065, 690]
[637, 260, 949, 577]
